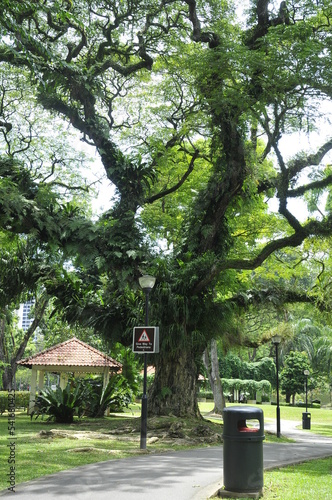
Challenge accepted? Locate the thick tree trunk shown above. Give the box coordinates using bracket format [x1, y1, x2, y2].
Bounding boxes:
[148, 347, 200, 418]
[203, 339, 225, 414]
[2, 368, 12, 391]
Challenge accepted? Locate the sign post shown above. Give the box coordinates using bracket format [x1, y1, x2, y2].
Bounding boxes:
[132, 326, 159, 449]
[135, 275, 157, 450]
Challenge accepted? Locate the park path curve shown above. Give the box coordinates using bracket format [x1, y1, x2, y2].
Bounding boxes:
[1, 418, 332, 500]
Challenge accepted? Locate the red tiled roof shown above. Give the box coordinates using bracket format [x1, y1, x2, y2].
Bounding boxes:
[18, 337, 122, 370]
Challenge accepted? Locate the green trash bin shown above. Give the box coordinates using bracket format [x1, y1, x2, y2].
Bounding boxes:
[302, 412, 311, 430]
[223, 406, 265, 493]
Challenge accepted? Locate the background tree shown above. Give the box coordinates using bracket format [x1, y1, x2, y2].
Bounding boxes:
[203, 339, 226, 414]
[280, 351, 311, 404]
[0, 231, 52, 390]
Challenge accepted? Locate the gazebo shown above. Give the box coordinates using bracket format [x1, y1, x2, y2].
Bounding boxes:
[18, 337, 122, 414]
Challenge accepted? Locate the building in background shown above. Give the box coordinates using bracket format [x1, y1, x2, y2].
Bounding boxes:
[18, 300, 34, 331]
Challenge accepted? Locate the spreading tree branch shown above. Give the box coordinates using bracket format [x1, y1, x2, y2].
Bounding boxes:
[145, 149, 199, 204]
[185, 0, 220, 47]
[193, 214, 332, 294]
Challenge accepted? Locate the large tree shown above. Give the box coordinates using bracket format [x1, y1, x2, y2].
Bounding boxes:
[1, 1, 332, 416]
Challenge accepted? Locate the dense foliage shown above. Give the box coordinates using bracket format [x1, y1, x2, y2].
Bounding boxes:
[220, 354, 276, 386]
[83, 376, 133, 418]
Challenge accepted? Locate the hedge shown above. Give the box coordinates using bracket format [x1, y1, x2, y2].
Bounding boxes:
[221, 379, 272, 398]
[0, 391, 30, 414]
[295, 402, 321, 409]
[198, 380, 272, 401]
[197, 390, 214, 400]
[271, 401, 321, 409]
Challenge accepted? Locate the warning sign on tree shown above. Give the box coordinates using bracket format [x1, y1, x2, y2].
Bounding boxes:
[132, 327, 159, 353]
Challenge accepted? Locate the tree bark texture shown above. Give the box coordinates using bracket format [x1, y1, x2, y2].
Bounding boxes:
[148, 348, 201, 418]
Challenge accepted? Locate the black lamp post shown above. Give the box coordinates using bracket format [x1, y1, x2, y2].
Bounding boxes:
[304, 369, 310, 413]
[138, 274, 156, 450]
[272, 335, 281, 438]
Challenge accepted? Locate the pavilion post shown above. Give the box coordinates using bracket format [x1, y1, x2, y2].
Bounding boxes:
[38, 370, 44, 392]
[29, 367, 37, 414]
[103, 367, 110, 416]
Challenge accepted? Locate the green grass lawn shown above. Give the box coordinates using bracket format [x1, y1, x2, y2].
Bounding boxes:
[0, 411, 143, 491]
[199, 401, 332, 437]
[0, 402, 331, 493]
[263, 458, 332, 500]
[0, 406, 223, 491]
[211, 458, 332, 500]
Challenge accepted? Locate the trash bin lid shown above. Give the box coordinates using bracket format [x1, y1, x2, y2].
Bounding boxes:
[223, 405, 264, 418]
[223, 406, 264, 437]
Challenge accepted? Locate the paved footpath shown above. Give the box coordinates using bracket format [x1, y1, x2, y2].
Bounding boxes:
[1, 419, 332, 500]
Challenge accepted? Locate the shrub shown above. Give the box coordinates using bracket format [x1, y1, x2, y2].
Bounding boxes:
[0, 392, 9, 414]
[83, 375, 132, 418]
[257, 380, 272, 395]
[0, 391, 30, 414]
[15, 391, 31, 409]
[295, 402, 321, 409]
[197, 390, 214, 400]
[242, 380, 259, 399]
[220, 379, 271, 400]
[31, 375, 133, 422]
[32, 383, 88, 423]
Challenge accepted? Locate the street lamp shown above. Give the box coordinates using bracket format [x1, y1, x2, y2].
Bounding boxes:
[138, 274, 156, 450]
[272, 335, 281, 438]
[304, 369, 310, 414]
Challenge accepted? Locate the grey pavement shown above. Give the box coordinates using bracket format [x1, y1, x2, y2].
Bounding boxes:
[1, 418, 332, 500]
